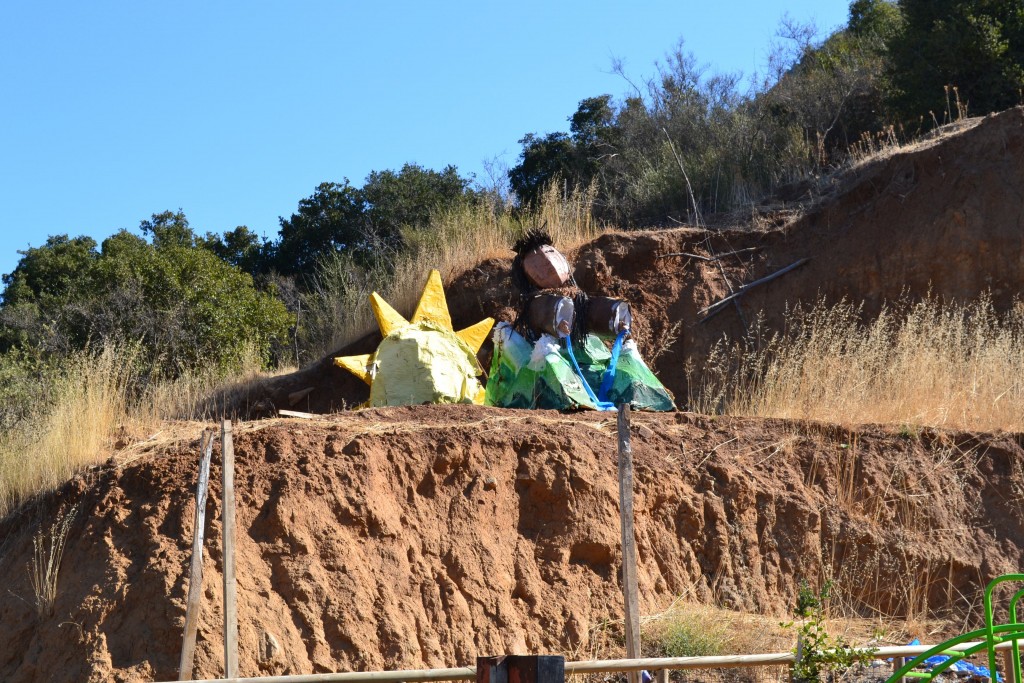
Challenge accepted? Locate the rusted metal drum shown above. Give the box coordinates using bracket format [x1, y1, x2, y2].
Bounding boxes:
[527, 295, 576, 338]
[586, 297, 631, 338]
[522, 245, 571, 289]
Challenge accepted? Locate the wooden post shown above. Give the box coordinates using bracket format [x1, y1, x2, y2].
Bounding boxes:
[178, 431, 215, 681]
[618, 404, 641, 683]
[1003, 648, 1015, 683]
[655, 669, 670, 683]
[222, 419, 238, 679]
[890, 656, 904, 683]
[477, 656, 565, 683]
[792, 635, 803, 683]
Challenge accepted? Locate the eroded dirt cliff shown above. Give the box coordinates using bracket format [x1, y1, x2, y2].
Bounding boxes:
[2, 406, 1023, 681]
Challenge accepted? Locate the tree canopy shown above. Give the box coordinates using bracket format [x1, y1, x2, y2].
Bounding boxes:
[887, 0, 1024, 120]
[0, 216, 292, 374]
[274, 164, 476, 276]
[506, 0, 1024, 222]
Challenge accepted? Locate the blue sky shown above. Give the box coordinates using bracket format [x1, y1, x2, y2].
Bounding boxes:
[0, 1, 849, 280]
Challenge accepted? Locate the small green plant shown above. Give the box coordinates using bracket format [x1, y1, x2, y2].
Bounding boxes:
[659, 619, 729, 657]
[794, 578, 830, 618]
[787, 580, 875, 683]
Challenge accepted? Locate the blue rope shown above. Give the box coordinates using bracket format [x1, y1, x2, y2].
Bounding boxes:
[598, 329, 629, 402]
[563, 335, 616, 411]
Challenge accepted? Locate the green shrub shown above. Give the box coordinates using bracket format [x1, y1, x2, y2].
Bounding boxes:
[657, 617, 730, 657]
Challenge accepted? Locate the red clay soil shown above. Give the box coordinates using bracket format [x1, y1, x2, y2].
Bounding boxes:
[2, 406, 1024, 682]
[251, 106, 1024, 414]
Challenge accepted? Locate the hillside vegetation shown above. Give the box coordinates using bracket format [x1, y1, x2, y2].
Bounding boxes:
[1, 0, 1023, 514]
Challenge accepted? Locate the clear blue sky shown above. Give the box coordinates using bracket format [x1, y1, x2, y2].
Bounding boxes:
[0, 1, 849, 280]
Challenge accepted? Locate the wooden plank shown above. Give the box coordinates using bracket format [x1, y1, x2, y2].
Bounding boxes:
[178, 431, 215, 681]
[617, 404, 641, 683]
[698, 258, 811, 322]
[221, 419, 239, 679]
[278, 409, 317, 419]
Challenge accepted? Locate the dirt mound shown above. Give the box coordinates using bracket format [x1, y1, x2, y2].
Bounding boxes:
[3, 407, 1024, 681]
[250, 107, 1024, 413]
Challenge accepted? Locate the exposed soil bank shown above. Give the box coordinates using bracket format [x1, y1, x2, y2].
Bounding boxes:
[251, 107, 1024, 414]
[2, 406, 1023, 681]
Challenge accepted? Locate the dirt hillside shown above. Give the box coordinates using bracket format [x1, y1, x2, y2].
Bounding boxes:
[254, 106, 1024, 414]
[2, 407, 1024, 682]
[3, 108, 1024, 683]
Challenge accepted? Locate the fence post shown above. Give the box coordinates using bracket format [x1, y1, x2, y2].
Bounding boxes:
[892, 656, 906, 683]
[178, 431, 214, 681]
[1004, 648, 1015, 683]
[477, 656, 565, 683]
[618, 404, 641, 683]
[222, 419, 238, 679]
[791, 634, 802, 683]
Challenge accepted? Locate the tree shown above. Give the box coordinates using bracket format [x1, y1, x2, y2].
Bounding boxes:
[140, 209, 194, 249]
[1, 235, 98, 308]
[362, 163, 474, 246]
[0, 213, 292, 374]
[509, 95, 617, 208]
[274, 165, 477, 276]
[762, 8, 899, 164]
[275, 181, 368, 275]
[887, 0, 1024, 121]
[198, 226, 273, 276]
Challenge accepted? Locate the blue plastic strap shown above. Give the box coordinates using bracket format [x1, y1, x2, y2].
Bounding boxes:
[563, 336, 616, 411]
[598, 329, 628, 402]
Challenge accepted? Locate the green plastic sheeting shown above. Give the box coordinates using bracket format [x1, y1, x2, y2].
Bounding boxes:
[485, 323, 675, 411]
[369, 321, 483, 406]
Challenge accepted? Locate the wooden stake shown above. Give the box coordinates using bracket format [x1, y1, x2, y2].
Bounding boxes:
[222, 419, 238, 679]
[618, 404, 641, 683]
[699, 258, 811, 322]
[178, 431, 215, 681]
[892, 656, 906, 683]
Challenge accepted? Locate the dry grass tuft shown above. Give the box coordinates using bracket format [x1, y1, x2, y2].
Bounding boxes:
[691, 297, 1024, 432]
[643, 600, 793, 657]
[301, 183, 604, 360]
[0, 342, 280, 519]
[28, 503, 78, 617]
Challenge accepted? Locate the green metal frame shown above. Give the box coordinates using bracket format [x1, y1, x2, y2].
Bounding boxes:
[886, 573, 1024, 683]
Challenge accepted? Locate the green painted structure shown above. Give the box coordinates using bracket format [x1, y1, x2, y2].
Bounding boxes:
[887, 574, 1024, 683]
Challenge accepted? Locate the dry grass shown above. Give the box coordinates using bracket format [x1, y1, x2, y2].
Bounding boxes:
[0, 187, 603, 519]
[0, 342, 281, 519]
[691, 297, 1024, 432]
[302, 183, 604, 359]
[0, 347, 132, 516]
[28, 503, 77, 617]
[643, 599, 794, 657]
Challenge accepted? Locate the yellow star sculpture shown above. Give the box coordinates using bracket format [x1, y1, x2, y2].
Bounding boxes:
[334, 270, 494, 407]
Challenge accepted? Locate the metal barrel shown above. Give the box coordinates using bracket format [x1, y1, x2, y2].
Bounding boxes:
[527, 295, 575, 338]
[586, 297, 631, 338]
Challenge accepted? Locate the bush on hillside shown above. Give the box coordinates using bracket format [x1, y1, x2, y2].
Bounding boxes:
[0, 213, 292, 376]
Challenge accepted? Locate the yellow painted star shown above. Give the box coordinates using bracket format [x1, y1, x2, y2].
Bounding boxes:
[334, 270, 494, 407]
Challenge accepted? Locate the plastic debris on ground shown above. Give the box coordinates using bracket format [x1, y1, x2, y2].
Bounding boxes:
[902, 639, 1003, 681]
